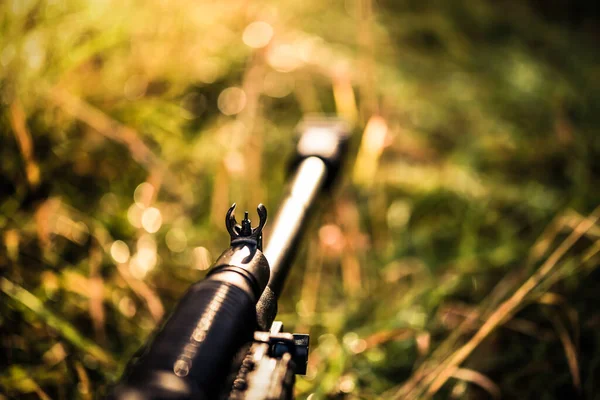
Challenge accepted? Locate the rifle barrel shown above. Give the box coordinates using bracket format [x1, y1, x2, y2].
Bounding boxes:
[257, 118, 350, 329]
[264, 156, 327, 297]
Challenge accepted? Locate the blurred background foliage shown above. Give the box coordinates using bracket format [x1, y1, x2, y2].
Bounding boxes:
[1, 0, 600, 398]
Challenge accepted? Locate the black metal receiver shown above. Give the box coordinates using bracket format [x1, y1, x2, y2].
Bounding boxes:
[109, 118, 350, 399]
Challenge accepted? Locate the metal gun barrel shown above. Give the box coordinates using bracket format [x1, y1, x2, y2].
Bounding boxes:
[257, 118, 350, 329]
[263, 156, 327, 297]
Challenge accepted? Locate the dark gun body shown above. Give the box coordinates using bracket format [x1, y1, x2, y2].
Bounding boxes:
[109, 118, 349, 399]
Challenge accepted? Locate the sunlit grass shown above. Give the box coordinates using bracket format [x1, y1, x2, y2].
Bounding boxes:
[2, 0, 600, 398]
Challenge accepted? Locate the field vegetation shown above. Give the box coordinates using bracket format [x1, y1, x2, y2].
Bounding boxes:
[1, 0, 600, 398]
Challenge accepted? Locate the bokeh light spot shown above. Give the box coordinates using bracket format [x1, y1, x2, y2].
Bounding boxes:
[196, 58, 221, 83]
[129, 244, 157, 279]
[387, 200, 411, 230]
[193, 246, 212, 270]
[217, 87, 247, 116]
[141, 207, 162, 233]
[319, 224, 344, 253]
[166, 228, 187, 253]
[134, 182, 155, 207]
[242, 21, 274, 49]
[118, 296, 136, 318]
[267, 44, 303, 72]
[72, 221, 89, 245]
[180, 92, 207, 120]
[110, 240, 130, 264]
[100, 192, 119, 213]
[339, 375, 356, 393]
[138, 234, 157, 252]
[263, 71, 294, 98]
[127, 204, 144, 228]
[224, 151, 246, 175]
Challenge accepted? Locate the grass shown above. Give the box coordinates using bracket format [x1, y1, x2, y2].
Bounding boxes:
[1, 0, 600, 398]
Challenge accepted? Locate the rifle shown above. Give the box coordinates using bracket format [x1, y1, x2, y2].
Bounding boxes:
[109, 117, 350, 399]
